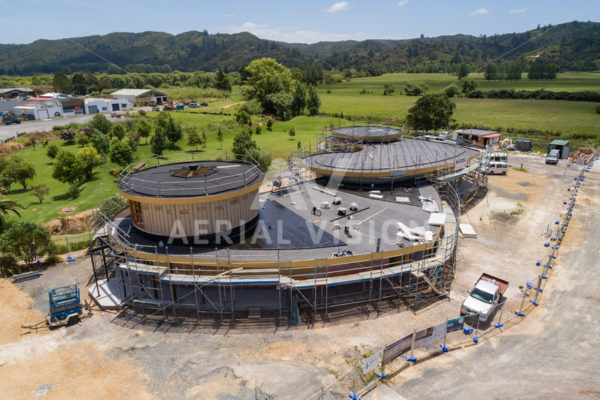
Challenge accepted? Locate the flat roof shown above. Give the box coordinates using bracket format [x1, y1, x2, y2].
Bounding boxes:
[302, 139, 479, 176]
[550, 140, 569, 146]
[0, 87, 33, 94]
[455, 129, 496, 136]
[118, 160, 264, 198]
[333, 126, 402, 140]
[111, 180, 444, 261]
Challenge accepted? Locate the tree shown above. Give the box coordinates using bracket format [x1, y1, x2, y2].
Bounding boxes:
[266, 92, 293, 119]
[186, 127, 203, 151]
[71, 72, 87, 95]
[232, 130, 258, 157]
[243, 58, 294, 114]
[235, 110, 252, 126]
[215, 68, 232, 91]
[506, 62, 522, 80]
[383, 84, 395, 96]
[0, 221, 55, 265]
[46, 143, 60, 159]
[255, 125, 262, 135]
[53, 71, 72, 93]
[156, 113, 182, 148]
[90, 130, 110, 155]
[76, 147, 103, 180]
[52, 150, 84, 186]
[288, 127, 296, 137]
[484, 63, 499, 80]
[0, 157, 36, 190]
[202, 131, 207, 148]
[76, 133, 90, 147]
[406, 93, 456, 131]
[89, 113, 112, 134]
[0, 200, 24, 231]
[136, 118, 152, 143]
[266, 119, 273, 131]
[306, 85, 321, 116]
[60, 128, 77, 144]
[111, 124, 126, 140]
[444, 85, 460, 98]
[457, 63, 470, 79]
[150, 129, 168, 156]
[217, 128, 223, 149]
[109, 138, 134, 167]
[10, 159, 36, 190]
[31, 184, 50, 204]
[291, 82, 306, 116]
[461, 78, 477, 94]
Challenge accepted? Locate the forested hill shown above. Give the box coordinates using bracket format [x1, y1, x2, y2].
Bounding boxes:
[0, 21, 599, 75]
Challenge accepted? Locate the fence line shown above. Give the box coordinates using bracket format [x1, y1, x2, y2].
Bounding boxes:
[345, 159, 594, 400]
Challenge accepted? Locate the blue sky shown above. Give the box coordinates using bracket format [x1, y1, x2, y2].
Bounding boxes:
[1, 0, 599, 44]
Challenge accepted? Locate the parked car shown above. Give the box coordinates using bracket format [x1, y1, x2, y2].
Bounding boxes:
[188, 102, 199, 108]
[1, 113, 21, 125]
[461, 273, 509, 322]
[546, 149, 560, 165]
[163, 104, 174, 111]
[151, 107, 159, 112]
[200, 102, 209, 107]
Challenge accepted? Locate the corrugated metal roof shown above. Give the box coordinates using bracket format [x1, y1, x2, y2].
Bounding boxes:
[0, 87, 33, 94]
[112, 88, 167, 97]
[455, 129, 496, 136]
[549, 139, 569, 146]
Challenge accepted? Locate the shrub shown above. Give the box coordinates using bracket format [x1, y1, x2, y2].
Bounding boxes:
[289, 127, 296, 137]
[266, 119, 273, 131]
[138, 109, 147, 116]
[0, 254, 19, 277]
[596, 105, 600, 114]
[45, 253, 63, 265]
[60, 128, 77, 143]
[111, 168, 122, 177]
[255, 125, 262, 135]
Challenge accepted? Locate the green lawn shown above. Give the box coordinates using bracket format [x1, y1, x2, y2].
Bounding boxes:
[321, 72, 600, 95]
[4, 112, 348, 224]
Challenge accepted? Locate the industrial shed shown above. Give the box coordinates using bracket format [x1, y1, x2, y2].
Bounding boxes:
[112, 88, 168, 106]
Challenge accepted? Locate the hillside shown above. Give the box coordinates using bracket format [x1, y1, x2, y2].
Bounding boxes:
[0, 21, 599, 75]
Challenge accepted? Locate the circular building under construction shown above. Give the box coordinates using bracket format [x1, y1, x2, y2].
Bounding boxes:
[88, 129, 485, 326]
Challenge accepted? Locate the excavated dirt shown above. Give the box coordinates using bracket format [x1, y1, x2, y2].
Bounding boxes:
[45, 209, 94, 235]
[0, 279, 47, 345]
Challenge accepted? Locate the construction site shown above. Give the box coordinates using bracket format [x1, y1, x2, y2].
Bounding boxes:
[1, 126, 597, 400]
[86, 126, 485, 326]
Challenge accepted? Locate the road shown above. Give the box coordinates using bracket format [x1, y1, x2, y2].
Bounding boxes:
[0, 114, 124, 142]
[379, 160, 600, 399]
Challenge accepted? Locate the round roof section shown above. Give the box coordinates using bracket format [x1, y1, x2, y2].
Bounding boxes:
[118, 160, 264, 198]
[332, 126, 403, 143]
[302, 139, 479, 178]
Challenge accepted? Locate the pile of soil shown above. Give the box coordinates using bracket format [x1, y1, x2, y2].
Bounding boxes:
[0, 278, 47, 346]
[0, 131, 58, 156]
[45, 209, 94, 235]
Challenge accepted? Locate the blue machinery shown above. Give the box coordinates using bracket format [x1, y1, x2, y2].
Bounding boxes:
[46, 285, 83, 328]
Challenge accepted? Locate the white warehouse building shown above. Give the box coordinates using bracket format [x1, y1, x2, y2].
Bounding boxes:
[84, 98, 133, 114]
[112, 88, 168, 106]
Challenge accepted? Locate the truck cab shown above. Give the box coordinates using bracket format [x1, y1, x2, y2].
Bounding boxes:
[546, 149, 560, 165]
[461, 274, 508, 322]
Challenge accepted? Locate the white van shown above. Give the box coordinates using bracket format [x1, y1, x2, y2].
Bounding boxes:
[483, 152, 508, 163]
[482, 161, 508, 175]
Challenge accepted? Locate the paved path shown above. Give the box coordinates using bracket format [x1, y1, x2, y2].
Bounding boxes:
[0, 114, 123, 142]
[377, 161, 600, 399]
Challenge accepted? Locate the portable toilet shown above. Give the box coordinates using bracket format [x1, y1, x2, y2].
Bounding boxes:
[548, 140, 570, 159]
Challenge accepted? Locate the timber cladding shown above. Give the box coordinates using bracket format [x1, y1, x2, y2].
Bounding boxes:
[128, 189, 259, 237]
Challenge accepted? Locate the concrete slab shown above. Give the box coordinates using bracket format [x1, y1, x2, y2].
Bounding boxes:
[88, 279, 123, 310]
[364, 384, 409, 400]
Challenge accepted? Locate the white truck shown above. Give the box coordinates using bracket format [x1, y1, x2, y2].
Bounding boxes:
[460, 273, 509, 322]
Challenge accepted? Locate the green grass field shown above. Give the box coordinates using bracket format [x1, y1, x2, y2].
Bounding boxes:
[321, 72, 600, 94]
[4, 113, 347, 224]
[4, 71, 600, 226]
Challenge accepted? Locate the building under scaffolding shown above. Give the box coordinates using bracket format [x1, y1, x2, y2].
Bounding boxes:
[88, 127, 486, 326]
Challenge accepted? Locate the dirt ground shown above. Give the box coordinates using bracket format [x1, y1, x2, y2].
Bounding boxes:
[0, 152, 595, 400]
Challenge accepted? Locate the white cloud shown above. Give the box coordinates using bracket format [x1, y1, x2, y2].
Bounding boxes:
[509, 8, 527, 14]
[325, 1, 349, 13]
[229, 22, 366, 44]
[397, 0, 409, 6]
[470, 8, 489, 16]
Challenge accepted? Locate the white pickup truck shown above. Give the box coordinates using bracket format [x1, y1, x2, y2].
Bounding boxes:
[460, 273, 509, 322]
